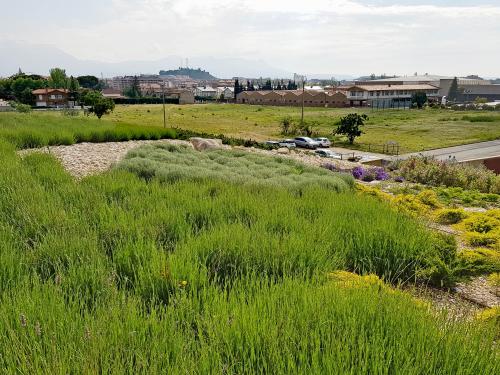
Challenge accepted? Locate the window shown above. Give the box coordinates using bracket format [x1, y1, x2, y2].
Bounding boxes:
[38, 95, 43, 100]
[57, 95, 63, 99]
[50, 95, 56, 99]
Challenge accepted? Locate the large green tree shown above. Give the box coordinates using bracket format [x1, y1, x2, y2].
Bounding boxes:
[81, 90, 115, 119]
[334, 113, 369, 144]
[49, 68, 69, 89]
[77, 75, 100, 89]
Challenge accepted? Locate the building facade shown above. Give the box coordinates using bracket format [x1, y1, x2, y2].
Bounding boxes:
[339, 84, 440, 107]
[32, 89, 71, 108]
[236, 90, 349, 107]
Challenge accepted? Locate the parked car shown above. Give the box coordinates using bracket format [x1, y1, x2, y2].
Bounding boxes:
[315, 149, 340, 159]
[265, 141, 281, 148]
[279, 139, 297, 148]
[294, 137, 320, 149]
[314, 137, 332, 147]
[265, 140, 297, 149]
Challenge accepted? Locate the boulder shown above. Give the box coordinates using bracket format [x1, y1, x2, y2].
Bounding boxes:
[190, 138, 223, 151]
[277, 147, 290, 155]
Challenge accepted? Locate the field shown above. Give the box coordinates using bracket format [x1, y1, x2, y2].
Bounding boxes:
[1, 105, 500, 153]
[107, 104, 500, 153]
[0, 135, 499, 373]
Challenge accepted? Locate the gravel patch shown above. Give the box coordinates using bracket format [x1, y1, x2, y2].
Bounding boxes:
[19, 140, 193, 178]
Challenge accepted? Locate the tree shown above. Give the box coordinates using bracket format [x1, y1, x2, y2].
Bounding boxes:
[81, 90, 115, 119]
[68, 76, 80, 104]
[448, 77, 459, 102]
[92, 97, 115, 119]
[124, 76, 142, 98]
[262, 79, 272, 90]
[77, 75, 100, 89]
[280, 116, 293, 135]
[411, 92, 428, 109]
[49, 68, 69, 88]
[334, 113, 369, 144]
[234, 79, 242, 98]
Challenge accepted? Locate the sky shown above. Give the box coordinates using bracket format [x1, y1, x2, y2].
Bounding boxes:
[1, 0, 499, 77]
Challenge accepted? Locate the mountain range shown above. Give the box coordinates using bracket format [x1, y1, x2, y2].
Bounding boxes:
[0, 40, 354, 80]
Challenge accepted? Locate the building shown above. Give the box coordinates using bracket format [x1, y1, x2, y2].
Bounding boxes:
[339, 84, 440, 107]
[0, 99, 13, 112]
[216, 87, 235, 100]
[101, 89, 126, 100]
[236, 90, 349, 108]
[194, 86, 217, 99]
[358, 74, 498, 101]
[32, 88, 71, 108]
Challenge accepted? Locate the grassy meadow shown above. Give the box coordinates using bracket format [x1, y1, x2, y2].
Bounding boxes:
[2, 104, 500, 153]
[107, 104, 500, 153]
[0, 135, 499, 373]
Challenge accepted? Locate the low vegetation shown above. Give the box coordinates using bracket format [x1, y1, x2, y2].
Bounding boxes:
[0, 112, 177, 149]
[395, 156, 500, 194]
[1, 137, 498, 372]
[118, 144, 354, 191]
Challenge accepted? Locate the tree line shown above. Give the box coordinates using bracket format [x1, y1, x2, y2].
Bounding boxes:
[234, 79, 298, 96]
[0, 68, 113, 119]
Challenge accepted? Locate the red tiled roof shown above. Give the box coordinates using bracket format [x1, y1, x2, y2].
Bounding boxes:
[32, 88, 69, 94]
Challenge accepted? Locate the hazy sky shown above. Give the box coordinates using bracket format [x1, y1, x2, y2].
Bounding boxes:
[1, 0, 499, 76]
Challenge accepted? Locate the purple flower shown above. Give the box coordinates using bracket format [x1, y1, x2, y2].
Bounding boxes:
[352, 166, 364, 180]
[322, 163, 337, 172]
[375, 168, 389, 181]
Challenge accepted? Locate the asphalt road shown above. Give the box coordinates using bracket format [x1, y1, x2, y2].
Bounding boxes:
[398, 140, 500, 163]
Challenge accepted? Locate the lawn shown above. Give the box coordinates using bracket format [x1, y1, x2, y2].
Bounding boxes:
[2, 105, 499, 153]
[107, 104, 500, 153]
[1, 139, 498, 373]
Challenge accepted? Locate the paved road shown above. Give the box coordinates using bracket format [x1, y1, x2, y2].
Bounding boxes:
[396, 140, 500, 163]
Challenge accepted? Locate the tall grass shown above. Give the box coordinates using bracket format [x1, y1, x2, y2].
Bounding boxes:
[0, 141, 498, 373]
[0, 112, 176, 148]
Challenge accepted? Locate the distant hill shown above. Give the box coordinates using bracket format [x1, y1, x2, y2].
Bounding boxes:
[159, 67, 217, 80]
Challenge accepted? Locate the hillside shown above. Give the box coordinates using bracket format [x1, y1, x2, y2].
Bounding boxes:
[159, 67, 217, 80]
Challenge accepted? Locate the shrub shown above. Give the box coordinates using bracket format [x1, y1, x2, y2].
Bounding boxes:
[487, 272, 500, 289]
[397, 156, 499, 193]
[434, 208, 467, 225]
[375, 167, 389, 181]
[352, 166, 364, 179]
[456, 248, 500, 275]
[14, 103, 32, 113]
[417, 190, 442, 208]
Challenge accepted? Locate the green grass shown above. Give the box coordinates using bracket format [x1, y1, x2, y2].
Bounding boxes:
[0, 132, 498, 372]
[0, 112, 176, 149]
[2, 105, 500, 153]
[107, 104, 500, 153]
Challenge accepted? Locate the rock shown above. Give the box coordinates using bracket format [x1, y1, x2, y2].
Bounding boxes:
[190, 138, 223, 151]
[277, 147, 290, 155]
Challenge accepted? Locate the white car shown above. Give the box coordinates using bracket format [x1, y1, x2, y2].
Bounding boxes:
[314, 137, 332, 147]
[294, 137, 320, 149]
[315, 149, 340, 159]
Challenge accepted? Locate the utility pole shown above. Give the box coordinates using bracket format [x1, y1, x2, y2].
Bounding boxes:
[162, 81, 166, 128]
[301, 78, 305, 123]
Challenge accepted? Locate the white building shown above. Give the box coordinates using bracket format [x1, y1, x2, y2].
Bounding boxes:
[216, 87, 234, 99]
[0, 99, 13, 112]
[342, 84, 440, 107]
[194, 86, 217, 99]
